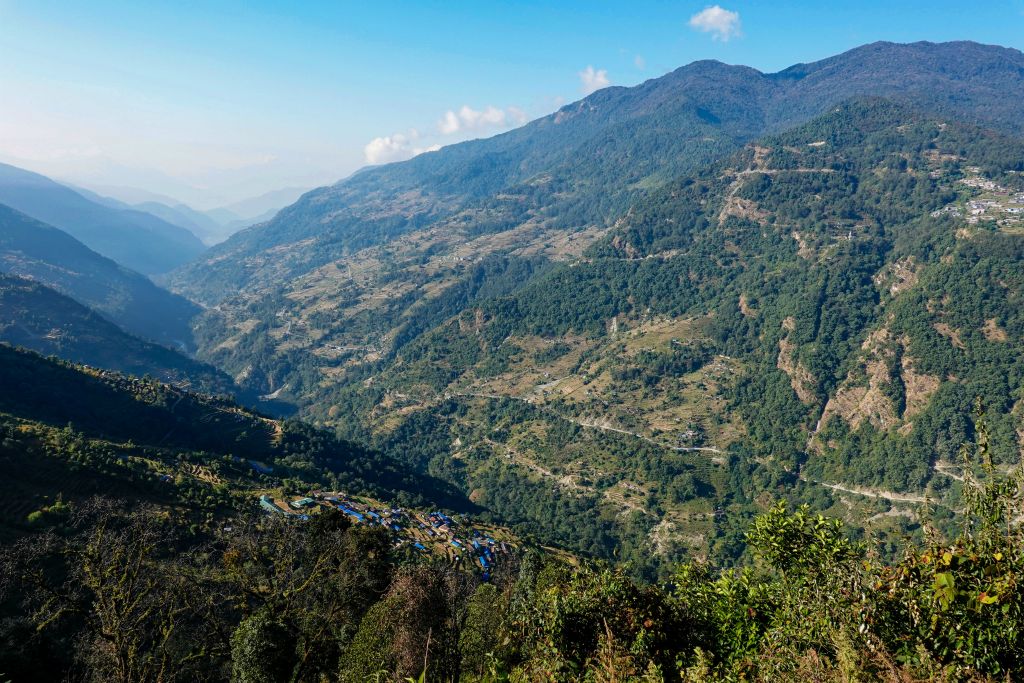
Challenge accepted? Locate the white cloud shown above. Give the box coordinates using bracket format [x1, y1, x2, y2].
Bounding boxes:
[507, 106, 528, 126]
[367, 104, 531, 165]
[578, 65, 610, 95]
[439, 110, 461, 135]
[634, 55, 646, 70]
[363, 131, 439, 165]
[437, 105, 526, 135]
[363, 134, 412, 165]
[688, 5, 742, 42]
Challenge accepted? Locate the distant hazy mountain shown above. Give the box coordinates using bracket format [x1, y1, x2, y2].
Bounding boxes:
[133, 201, 227, 245]
[75, 183, 308, 245]
[137, 190, 308, 245]
[199, 186, 310, 239]
[0, 163, 206, 274]
[65, 185, 136, 211]
[219, 186, 310, 222]
[0, 275, 234, 393]
[0, 204, 199, 349]
[75, 183, 187, 207]
[67, 186, 224, 246]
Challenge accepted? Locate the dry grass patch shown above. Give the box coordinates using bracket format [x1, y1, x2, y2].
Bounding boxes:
[982, 318, 1009, 342]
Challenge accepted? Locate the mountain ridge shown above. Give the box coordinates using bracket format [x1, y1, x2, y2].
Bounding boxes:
[0, 162, 206, 274]
[0, 203, 200, 349]
[0, 275, 236, 394]
[171, 40, 1024, 304]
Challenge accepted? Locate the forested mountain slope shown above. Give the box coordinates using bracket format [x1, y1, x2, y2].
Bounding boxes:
[0, 344, 465, 538]
[0, 204, 200, 348]
[0, 276, 235, 394]
[0, 162, 205, 274]
[467, 98, 1024, 482]
[375, 99, 1023, 564]
[166, 41, 1024, 573]
[185, 96, 1024, 572]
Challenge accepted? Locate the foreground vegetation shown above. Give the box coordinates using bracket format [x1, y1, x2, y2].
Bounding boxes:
[1, 415, 1020, 682]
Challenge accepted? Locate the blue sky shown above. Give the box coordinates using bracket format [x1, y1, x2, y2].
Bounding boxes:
[1, 0, 1022, 207]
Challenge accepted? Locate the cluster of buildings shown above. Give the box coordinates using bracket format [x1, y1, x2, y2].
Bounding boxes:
[954, 172, 1024, 225]
[256, 492, 513, 577]
[960, 174, 1004, 192]
[930, 205, 963, 218]
[965, 197, 1024, 225]
[676, 427, 703, 444]
[259, 494, 311, 520]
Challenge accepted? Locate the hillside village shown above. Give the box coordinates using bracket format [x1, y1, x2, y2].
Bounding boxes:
[933, 167, 1024, 230]
[258, 491, 518, 576]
